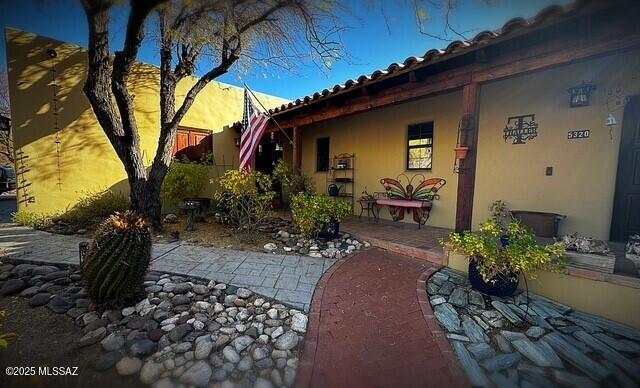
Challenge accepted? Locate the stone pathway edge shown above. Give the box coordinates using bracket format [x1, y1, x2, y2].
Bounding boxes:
[294, 251, 353, 388]
[417, 267, 470, 387]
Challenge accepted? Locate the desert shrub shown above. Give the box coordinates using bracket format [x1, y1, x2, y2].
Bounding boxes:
[214, 169, 274, 231]
[12, 190, 128, 231]
[162, 158, 210, 207]
[56, 189, 129, 227]
[272, 159, 315, 194]
[12, 210, 55, 230]
[290, 192, 351, 238]
[83, 211, 151, 307]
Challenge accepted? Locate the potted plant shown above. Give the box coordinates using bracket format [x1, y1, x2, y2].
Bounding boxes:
[290, 192, 351, 240]
[442, 219, 567, 296]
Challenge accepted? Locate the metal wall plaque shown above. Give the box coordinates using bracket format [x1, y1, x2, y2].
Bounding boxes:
[503, 114, 539, 144]
[568, 129, 590, 139]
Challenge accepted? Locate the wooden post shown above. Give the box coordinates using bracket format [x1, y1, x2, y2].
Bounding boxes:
[455, 83, 481, 232]
[293, 126, 302, 175]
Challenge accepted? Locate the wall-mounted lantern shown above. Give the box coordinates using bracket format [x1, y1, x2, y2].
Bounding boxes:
[234, 137, 241, 147]
[568, 82, 596, 107]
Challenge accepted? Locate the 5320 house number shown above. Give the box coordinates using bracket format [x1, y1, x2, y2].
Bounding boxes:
[568, 129, 590, 139]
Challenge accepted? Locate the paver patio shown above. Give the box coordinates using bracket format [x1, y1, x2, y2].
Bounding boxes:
[0, 224, 334, 311]
[297, 248, 468, 388]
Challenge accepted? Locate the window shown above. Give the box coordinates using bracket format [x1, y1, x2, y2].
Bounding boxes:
[316, 137, 330, 172]
[173, 127, 212, 161]
[407, 122, 433, 170]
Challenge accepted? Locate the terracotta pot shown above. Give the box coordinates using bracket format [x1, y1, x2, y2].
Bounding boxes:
[454, 145, 469, 160]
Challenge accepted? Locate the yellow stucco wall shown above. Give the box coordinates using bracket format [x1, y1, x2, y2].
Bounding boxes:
[5, 29, 286, 214]
[473, 50, 640, 240]
[447, 252, 640, 329]
[300, 92, 462, 229]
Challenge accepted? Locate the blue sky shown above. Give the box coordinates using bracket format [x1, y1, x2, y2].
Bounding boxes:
[1, 0, 570, 100]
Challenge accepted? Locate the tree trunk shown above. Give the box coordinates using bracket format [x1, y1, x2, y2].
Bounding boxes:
[130, 177, 163, 229]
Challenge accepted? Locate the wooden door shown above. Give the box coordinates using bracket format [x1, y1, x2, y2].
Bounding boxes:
[611, 96, 640, 241]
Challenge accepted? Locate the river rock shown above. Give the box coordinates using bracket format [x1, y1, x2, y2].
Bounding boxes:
[180, 361, 212, 386]
[274, 331, 298, 350]
[116, 357, 143, 376]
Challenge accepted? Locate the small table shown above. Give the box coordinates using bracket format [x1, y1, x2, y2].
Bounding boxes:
[357, 198, 378, 220]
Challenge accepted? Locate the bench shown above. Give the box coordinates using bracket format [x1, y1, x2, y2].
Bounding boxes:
[375, 174, 446, 228]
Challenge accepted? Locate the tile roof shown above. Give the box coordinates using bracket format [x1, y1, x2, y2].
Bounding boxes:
[269, 0, 591, 116]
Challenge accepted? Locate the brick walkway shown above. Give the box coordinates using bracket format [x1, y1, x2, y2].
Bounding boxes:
[0, 224, 334, 311]
[298, 248, 468, 388]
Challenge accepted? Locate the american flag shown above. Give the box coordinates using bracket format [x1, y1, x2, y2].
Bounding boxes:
[239, 89, 269, 170]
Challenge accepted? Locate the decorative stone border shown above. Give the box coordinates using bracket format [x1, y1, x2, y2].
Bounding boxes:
[417, 267, 471, 387]
[0, 261, 309, 387]
[426, 267, 640, 387]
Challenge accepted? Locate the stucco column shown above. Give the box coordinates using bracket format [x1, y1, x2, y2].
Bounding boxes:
[293, 126, 302, 175]
[455, 82, 481, 232]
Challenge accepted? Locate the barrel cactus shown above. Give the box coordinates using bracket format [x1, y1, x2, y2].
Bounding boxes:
[82, 211, 151, 307]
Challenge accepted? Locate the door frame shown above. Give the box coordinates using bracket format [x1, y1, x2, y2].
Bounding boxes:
[610, 95, 640, 241]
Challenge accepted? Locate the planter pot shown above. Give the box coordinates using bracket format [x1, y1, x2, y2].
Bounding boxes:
[468, 260, 519, 297]
[318, 219, 340, 241]
[454, 145, 469, 160]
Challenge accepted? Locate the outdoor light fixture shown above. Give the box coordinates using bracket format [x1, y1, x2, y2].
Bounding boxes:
[46, 48, 57, 58]
[606, 113, 617, 140]
[234, 137, 241, 147]
[275, 142, 283, 152]
[568, 81, 596, 107]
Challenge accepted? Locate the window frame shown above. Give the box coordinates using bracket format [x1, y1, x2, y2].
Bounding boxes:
[316, 137, 330, 172]
[406, 121, 434, 171]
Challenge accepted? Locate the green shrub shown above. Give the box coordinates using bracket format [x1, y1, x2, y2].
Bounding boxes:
[12, 210, 55, 230]
[442, 219, 567, 283]
[83, 211, 151, 307]
[272, 159, 315, 194]
[214, 169, 275, 231]
[56, 190, 129, 227]
[290, 192, 351, 238]
[162, 158, 210, 207]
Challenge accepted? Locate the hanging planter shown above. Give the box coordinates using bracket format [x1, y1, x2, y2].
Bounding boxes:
[454, 145, 469, 160]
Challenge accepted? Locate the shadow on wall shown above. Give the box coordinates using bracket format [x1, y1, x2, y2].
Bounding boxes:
[7, 29, 172, 211]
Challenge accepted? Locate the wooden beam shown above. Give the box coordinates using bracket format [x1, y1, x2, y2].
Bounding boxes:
[455, 83, 481, 232]
[293, 126, 302, 174]
[269, 30, 640, 130]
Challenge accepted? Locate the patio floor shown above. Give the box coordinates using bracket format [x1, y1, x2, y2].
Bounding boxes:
[341, 216, 452, 264]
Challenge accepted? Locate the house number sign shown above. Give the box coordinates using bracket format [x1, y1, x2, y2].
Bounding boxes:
[568, 129, 590, 139]
[503, 114, 539, 145]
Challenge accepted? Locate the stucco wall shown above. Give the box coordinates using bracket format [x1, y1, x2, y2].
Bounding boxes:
[5, 29, 286, 214]
[473, 50, 640, 240]
[300, 92, 462, 229]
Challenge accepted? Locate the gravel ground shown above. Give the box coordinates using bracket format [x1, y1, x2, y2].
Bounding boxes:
[0, 296, 139, 388]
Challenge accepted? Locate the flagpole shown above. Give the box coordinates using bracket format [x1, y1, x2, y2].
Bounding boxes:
[243, 82, 294, 145]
